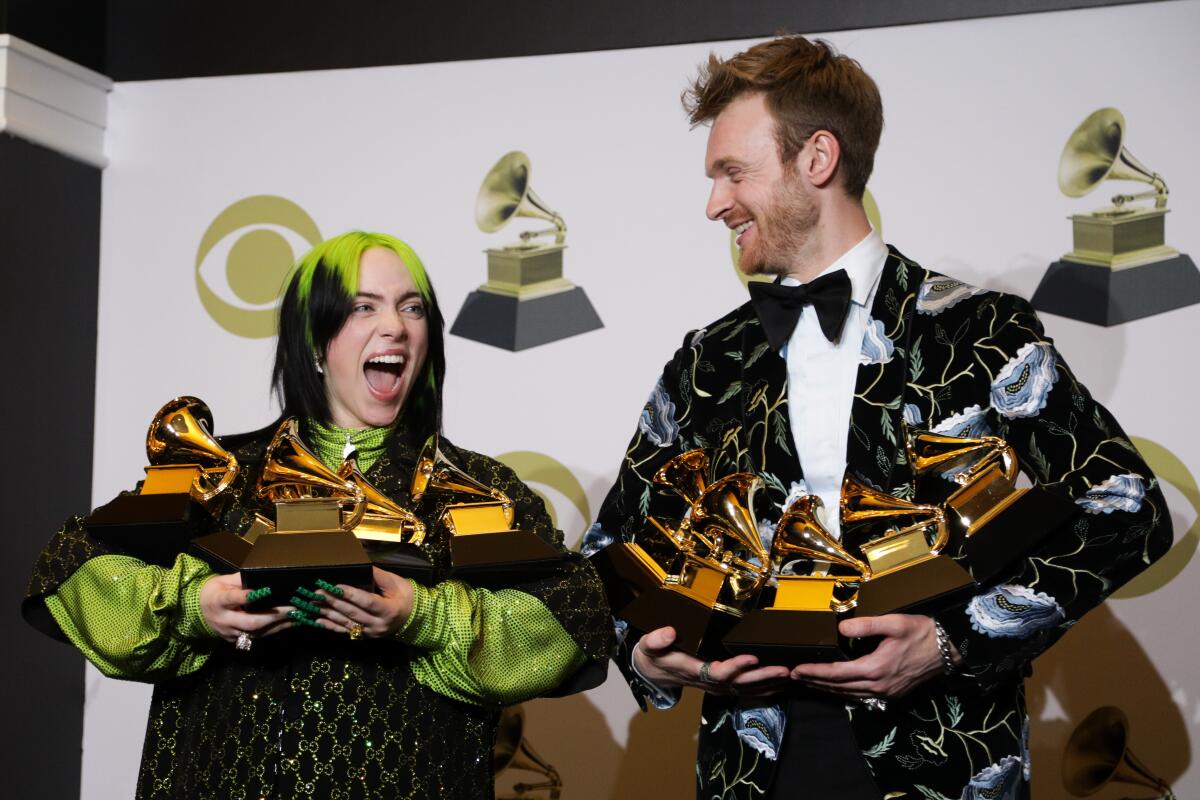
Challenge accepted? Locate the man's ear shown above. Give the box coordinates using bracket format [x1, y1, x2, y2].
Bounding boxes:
[799, 130, 841, 189]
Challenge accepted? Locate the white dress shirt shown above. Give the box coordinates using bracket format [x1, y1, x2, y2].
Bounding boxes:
[781, 230, 888, 539]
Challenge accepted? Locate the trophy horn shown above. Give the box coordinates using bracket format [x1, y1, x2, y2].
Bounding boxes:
[696, 474, 768, 582]
[773, 495, 872, 579]
[145, 396, 239, 503]
[1058, 108, 1168, 209]
[258, 419, 366, 530]
[475, 151, 567, 245]
[410, 434, 515, 525]
[493, 705, 563, 800]
[841, 475, 950, 555]
[339, 459, 426, 546]
[906, 430, 1017, 485]
[653, 449, 710, 506]
[1062, 706, 1175, 798]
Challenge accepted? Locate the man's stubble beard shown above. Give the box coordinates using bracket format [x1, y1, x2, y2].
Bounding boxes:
[745, 175, 820, 278]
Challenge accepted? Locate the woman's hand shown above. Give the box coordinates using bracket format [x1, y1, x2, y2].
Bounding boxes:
[199, 573, 293, 644]
[315, 567, 415, 639]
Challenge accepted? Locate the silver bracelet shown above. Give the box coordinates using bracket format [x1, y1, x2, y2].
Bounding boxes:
[933, 620, 956, 676]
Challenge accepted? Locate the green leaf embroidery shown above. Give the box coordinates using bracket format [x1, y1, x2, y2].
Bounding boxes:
[639, 485, 651, 516]
[881, 408, 897, 445]
[772, 412, 793, 456]
[722, 319, 750, 341]
[725, 350, 744, 362]
[863, 727, 897, 759]
[1028, 434, 1051, 482]
[896, 260, 909, 291]
[761, 471, 787, 496]
[718, 381, 744, 405]
[746, 340, 772, 368]
[915, 785, 956, 800]
[947, 696, 963, 727]
[909, 335, 924, 381]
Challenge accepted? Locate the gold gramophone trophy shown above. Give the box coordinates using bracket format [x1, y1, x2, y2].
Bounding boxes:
[907, 430, 1075, 582]
[410, 434, 560, 578]
[338, 456, 433, 583]
[722, 495, 869, 664]
[1032, 107, 1200, 325]
[1063, 706, 1176, 799]
[196, 419, 375, 600]
[589, 449, 769, 656]
[449, 151, 603, 351]
[839, 476, 976, 617]
[494, 705, 563, 800]
[85, 396, 240, 566]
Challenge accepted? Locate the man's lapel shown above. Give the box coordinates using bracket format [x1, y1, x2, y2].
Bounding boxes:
[843, 248, 925, 496]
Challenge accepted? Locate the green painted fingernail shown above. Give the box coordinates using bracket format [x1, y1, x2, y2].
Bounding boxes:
[295, 586, 325, 603]
[246, 587, 272, 603]
[315, 579, 344, 597]
[291, 597, 321, 616]
[288, 609, 322, 628]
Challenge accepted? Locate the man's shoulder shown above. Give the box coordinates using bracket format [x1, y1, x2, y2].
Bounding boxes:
[672, 300, 759, 353]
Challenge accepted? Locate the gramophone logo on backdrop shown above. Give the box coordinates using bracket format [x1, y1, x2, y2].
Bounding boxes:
[195, 196, 323, 338]
[1032, 108, 1200, 326]
[450, 152, 603, 351]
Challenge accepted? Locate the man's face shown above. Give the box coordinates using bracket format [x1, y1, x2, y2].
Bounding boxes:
[704, 93, 817, 276]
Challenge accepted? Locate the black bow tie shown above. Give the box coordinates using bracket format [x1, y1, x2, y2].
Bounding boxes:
[748, 269, 853, 349]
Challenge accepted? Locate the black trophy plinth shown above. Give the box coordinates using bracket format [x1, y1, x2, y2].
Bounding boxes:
[450, 287, 603, 351]
[951, 488, 1077, 583]
[1032, 254, 1200, 326]
[722, 608, 850, 665]
[84, 493, 215, 567]
[239, 533, 374, 600]
[851, 555, 976, 618]
[449, 530, 562, 582]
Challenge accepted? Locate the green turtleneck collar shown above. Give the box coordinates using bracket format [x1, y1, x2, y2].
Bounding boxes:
[304, 418, 396, 474]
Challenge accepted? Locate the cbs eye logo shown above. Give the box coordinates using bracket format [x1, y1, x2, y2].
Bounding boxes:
[195, 195, 322, 338]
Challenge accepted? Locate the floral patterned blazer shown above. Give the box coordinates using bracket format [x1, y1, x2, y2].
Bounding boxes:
[585, 246, 1171, 800]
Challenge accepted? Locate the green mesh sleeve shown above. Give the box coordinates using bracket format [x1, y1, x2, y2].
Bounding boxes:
[45, 553, 219, 681]
[396, 579, 585, 706]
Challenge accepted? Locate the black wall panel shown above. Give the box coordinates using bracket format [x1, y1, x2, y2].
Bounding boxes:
[0, 133, 99, 799]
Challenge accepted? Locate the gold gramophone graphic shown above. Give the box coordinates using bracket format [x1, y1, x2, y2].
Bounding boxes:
[1063, 706, 1176, 799]
[85, 396, 240, 566]
[194, 419, 376, 598]
[723, 494, 870, 664]
[493, 705, 563, 800]
[908, 430, 1075, 581]
[839, 475, 976, 617]
[1032, 107, 1200, 325]
[589, 449, 769, 656]
[410, 434, 560, 577]
[450, 151, 603, 351]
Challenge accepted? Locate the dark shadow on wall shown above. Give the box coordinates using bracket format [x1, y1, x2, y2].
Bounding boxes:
[499, 688, 702, 800]
[1027, 601, 1189, 799]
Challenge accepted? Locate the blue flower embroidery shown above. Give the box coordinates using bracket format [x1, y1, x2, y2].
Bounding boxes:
[859, 318, 895, 365]
[638, 378, 680, 447]
[932, 404, 992, 439]
[916, 276, 985, 315]
[903, 403, 924, 427]
[784, 480, 810, 509]
[962, 755, 1023, 800]
[612, 617, 630, 648]
[967, 585, 1064, 639]
[1076, 473, 1146, 515]
[581, 522, 614, 557]
[732, 704, 786, 761]
[990, 342, 1058, 419]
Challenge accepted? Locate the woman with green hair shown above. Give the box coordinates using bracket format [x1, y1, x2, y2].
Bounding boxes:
[24, 231, 613, 798]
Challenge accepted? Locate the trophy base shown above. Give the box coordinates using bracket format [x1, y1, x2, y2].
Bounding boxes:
[84, 492, 215, 567]
[588, 542, 665, 615]
[189, 530, 252, 573]
[449, 286, 603, 351]
[1031, 253, 1200, 326]
[240, 532, 374, 600]
[363, 541, 435, 584]
[620, 585, 740, 658]
[449, 530, 562, 581]
[852, 555, 976, 618]
[722, 608, 850, 665]
[957, 488, 1077, 582]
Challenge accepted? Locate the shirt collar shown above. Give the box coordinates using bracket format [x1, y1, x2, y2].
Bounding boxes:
[780, 229, 887, 308]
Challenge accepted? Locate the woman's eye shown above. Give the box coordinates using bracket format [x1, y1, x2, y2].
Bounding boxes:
[402, 303, 427, 317]
[353, 303, 373, 313]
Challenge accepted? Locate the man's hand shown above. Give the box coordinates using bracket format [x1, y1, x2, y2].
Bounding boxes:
[316, 567, 415, 639]
[633, 626, 790, 696]
[199, 573, 292, 644]
[790, 614, 956, 700]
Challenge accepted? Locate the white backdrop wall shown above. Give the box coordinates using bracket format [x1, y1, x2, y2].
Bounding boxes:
[87, 1, 1199, 797]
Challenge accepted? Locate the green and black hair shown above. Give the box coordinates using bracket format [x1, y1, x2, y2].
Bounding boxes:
[271, 231, 445, 432]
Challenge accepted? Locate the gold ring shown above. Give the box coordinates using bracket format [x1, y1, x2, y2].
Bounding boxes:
[347, 622, 364, 641]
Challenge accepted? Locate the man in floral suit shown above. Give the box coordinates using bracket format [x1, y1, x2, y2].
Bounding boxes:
[584, 35, 1171, 800]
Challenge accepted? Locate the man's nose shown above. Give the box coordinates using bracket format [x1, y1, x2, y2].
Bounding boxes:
[706, 181, 731, 222]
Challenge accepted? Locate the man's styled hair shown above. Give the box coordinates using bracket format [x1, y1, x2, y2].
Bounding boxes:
[272, 231, 446, 432]
[683, 36, 883, 199]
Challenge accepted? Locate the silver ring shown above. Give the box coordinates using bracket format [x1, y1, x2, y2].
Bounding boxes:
[235, 632, 252, 652]
[698, 661, 716, 684]
[862, 697, 888, 712]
